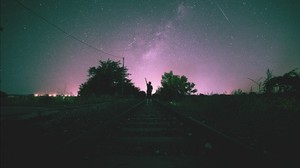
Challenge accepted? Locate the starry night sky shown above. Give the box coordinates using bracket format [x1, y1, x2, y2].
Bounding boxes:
[1, 0, 300, 95]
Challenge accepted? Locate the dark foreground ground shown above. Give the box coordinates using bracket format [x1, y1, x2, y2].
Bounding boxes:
[1, 98, 141, 168]
[1, 95, 300, 167]
[166, 94, 300, 167]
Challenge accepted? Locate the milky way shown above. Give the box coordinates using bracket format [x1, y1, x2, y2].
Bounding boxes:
[1, 0, 300, 95]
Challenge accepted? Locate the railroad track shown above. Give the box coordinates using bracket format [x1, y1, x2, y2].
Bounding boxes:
[50, 100, 272, 168]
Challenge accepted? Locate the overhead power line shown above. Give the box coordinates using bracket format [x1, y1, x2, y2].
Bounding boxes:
[14, 0, 122, 59]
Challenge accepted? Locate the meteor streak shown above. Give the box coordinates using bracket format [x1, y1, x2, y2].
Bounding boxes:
[128, 38, 136, 47]
[216, 2, 230, 22]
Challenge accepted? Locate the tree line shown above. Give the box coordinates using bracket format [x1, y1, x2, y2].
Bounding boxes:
[78, 59, 197, 99]
[78, 60, 299, 99]
[263, 69, 300, 95]
[2, 59, 298, 100]
[233, 69, 300, 96]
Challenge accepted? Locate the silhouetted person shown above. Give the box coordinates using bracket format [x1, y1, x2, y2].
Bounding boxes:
[145, 78, 153, 104]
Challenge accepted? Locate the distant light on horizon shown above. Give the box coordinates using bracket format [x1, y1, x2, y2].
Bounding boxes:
[34, 93, 76, 97]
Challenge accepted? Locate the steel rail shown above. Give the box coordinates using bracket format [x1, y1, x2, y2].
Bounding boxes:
[154, 99, 275, 166]
[51, 99, 276, 168]
[56, 99, 145, 150]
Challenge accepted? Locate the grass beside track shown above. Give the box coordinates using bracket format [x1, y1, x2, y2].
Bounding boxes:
[164, 95, 300, 166]
[1, 98, 142, 168]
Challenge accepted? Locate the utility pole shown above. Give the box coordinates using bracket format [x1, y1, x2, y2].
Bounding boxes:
[121, 57, 124, 96]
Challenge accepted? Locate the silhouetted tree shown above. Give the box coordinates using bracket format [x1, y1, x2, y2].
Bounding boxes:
[231, 89, 244, 95]
[263, 68, 300, 95]
[78, 59, 140, 97]
[157, 71, 197, 99]
[263, 69, 274, 94]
